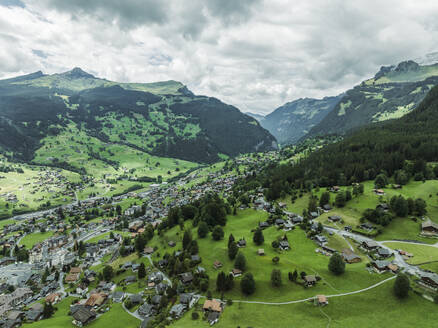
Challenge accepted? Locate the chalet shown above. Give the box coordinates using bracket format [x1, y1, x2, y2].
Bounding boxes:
[310, 212, 319, 219]
[322, 204, 332, 212]
[138, 303, 155, 317]
[304, 275, 316, 287]
[151, 295, 162, 307]
[156, 282, 167, 295]
[314, 235, 327, 245]
[258, 222, 270, 229]
[342, 250, 361, 263]
[158, 259, 168, 268]
[362, 240, 379, 251]
[376, 203, 389, 212]
[25, 308, 42, 322]
[180, 272, 193, 284]
[170, 303, 186, 318]
[321, 245, 336, 254]
[372, 260, 391, 273]
[65, 273, 80, 283]
[291, 216, 304, 224]
[180, 293, 196, 308]
[213, 261, 223, 269]
[45, 293, 61, 304]
[275, 219, 285, 226]
[203, 299, 223, 313]
[279, 240, 290, 250]
[316, 295, 328, 306]
[72, 306, 96, 326]
[168, 241, 176, 247]
[283, 221, 293, 231]
[359, 223, 375, 231]
[124, 276, 137, 285]
[257, 249, 265, 256]
[231, 268, 242, 277]
[237, 239, 246, 248]
[419, 273, 438, 290]
[328, 215, 341, 223]
[112, 291, 124, 303]
[191, 255, 201, 263]
[376, 247, 392, 258]
[129, 294, 143, 305]
[374, 189, 385, 196]
[85, 293, 107, 308]
[144, 247, 154, 255]
[207, 311, 220, 325]
[330, 186, 340, 193]
[421, 221, 438, 236]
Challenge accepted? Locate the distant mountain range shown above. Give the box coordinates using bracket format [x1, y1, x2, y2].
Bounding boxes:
[257, 57, 438, 145]
[0, 68, 277, 166]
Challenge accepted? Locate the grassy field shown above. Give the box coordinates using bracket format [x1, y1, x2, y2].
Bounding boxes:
[19, 231, 55, 248]
[173, 282, 438, 328]
[383, 242, 438, 265]
[147, 209, 385, 303]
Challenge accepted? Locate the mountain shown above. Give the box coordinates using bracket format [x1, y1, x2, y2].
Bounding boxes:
[0, 68, 277, 167]
[247, 84, 438, 199]
[306, 60, 438, 138]
[244, 112, 265, 121]
[260, 95, 342, 144]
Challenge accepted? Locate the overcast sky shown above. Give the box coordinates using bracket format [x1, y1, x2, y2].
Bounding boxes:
[1, 0, 438, 114]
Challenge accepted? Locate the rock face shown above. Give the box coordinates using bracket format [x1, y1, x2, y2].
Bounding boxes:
[260, 96, 342, 145]
[306, 60, 438, 138]
[0, 68, 277, 163]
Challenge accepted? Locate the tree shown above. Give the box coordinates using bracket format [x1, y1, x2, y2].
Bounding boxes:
[241, 273, 255, 295]
[228, 241, 238, 260]
[103, 265, 114, 281]
[228, 234, 235, 248]
[414, 198, 427, 216]
[138, 263, 146, 279]
[392, 195, 408, 217]
[328, 253, 345, 275]
[272, 256, 280, 264]
[253, 228, 264, 245]
[374, 173, 388, 188]
[394, 273, 410, 298]
[212, 226, 224, 241]
[308, 197, 318, 213]
[271, 269, 282, 287]
[182, 230, 192, 250]
[234, 252, 247, 271]
[319, 192, 330, 207]
[335, 192, 346, 208]
[216, 271, 226, 292]
[197, 222, 209, 238]
[43, 302, 55, 319]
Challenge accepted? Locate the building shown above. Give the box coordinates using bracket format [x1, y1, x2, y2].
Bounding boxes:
[421, 221, 438, 236]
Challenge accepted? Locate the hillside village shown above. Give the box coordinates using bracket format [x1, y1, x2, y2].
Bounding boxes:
[0, 149, 436, 328]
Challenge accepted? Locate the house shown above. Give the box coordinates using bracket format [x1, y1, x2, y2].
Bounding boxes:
[275, 219, 285, 226]
[257, 249, 265, 256]
[85, 293, 107, 307]
[283, 221, 293, 231]
[316, 295, 328, 306]
[129, 294, 143, 305]
[291, 216, 304, 224]
[76, 283, 88, 296]
[258, 222, 270, 229]
[359, 223, 375, 231]
[180, 293, 196, 308]
[419, 273, 438, 290]
[310, 212, 319, 219]
[314, 235, 327, 245]
[180, 272, 193, 284]
[237, 239, 246, 248]
[279, 240, 290, 250]
[203, 299, 223, 313]
[143, 247, 154, 255]
[168, 241, 176, 247]
[65, 273, 79, 283]
[421, 221, 438, 236]
[207, 312, 220, 325]
[374, 189, 385, 195]
[191, 255, 201, 263]
[372, 260, 391, 273]
[138, 303, 155, 318]
[330, 186, 340, 193]
[70, 267, 82, 274]
[124, 276, 137, 285]
[328, 215, 341, 223]
[342, 250, 361, 263]
[45, 293, 61, 304]
[25, 309, 42, 322]
[112, 291, 124, 303]
[376, 247, 392, 258]
[151, 295, 162, 307]
[321, 245, 336, 254]
[278, 202, 287, 208]
[231, 268, 242, 278]
[304, 275, 316, 287]
[72, 306, 96, 326]
[322, 204, 332, 212]
[376, 203, 389, 212]
[169, 303, 186, 318]
[156, 283, 167, 295]
[362, 240, 379, 251]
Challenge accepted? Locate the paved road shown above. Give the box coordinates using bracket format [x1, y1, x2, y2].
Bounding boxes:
[146, 255, 172, 287]
[121, 297, 144, 320]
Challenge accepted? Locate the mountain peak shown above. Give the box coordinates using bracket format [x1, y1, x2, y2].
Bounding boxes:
[60, 67, 95, 79]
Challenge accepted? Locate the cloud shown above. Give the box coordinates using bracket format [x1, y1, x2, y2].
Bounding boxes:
[1, 0, 438, 114]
